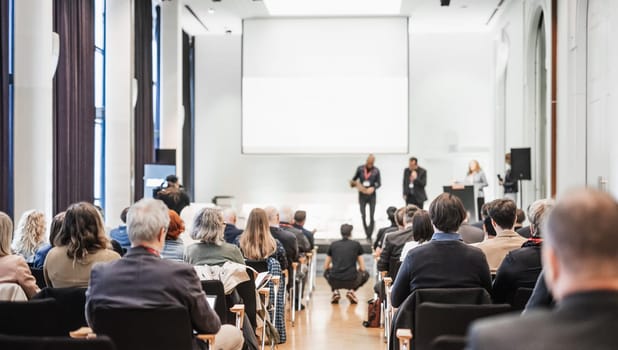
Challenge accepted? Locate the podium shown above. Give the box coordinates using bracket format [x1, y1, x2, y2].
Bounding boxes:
[443, 185, 477, 223]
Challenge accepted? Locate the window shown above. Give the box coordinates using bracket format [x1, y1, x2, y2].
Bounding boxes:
[7, 0, 14, 217]
[93, 0, 106, 208]
[152, 4, 161, 149]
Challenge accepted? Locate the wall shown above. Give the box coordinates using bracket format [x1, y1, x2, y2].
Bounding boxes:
[193, 28, 494, 237]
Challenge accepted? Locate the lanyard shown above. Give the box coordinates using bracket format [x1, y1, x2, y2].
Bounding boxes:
[364, 167, 372, 181]
[138, 245, 160, 257]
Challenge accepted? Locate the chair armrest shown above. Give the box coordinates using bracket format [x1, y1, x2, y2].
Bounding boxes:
[197, 334, 216, 345]
[230, 304, 245, 329]
[396, 329, 413, 349]
[292, 262, 299, 271]
[383, 277, 393, 287]
[70, 327, 95, 339]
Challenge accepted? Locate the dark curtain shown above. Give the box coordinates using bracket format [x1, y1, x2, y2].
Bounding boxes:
[53, 0, 95, 213]
[134, 0, 154, 201]
[182, 31, 194, 199]
[0, 0, 11, 217]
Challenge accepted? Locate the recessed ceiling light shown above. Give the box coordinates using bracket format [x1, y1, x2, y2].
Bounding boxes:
[263, 0, 402, 16]
[208, 8, 215, 14]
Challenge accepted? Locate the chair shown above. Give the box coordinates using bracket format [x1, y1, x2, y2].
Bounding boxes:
[431, 335, 467, 350]
[0, 282, 28, 301]
[201, 279, 229, 324]
[413, 302, 512, 350]
[246, 259, 269, 273]
[511, 287, 534, 311]
[30, 267, 47, 289]
[383, 276, 394, 346]
[33, 287, 88, 333]
[0, 298, 65, 336]
[0, 334, 116, 350]
[236, 267, 258, 329]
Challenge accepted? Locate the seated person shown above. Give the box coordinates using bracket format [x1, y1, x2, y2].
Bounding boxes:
[44, 202, 120, 288]
[0, 212, 39, 298]
[377, 206, 407, 251]
[32, 211, 65, 269]
[468, 189, 618, 350]
[185, 208, 245, 266]
[400, 210, 434, 261]
[293, 210, 315, 251]
[265, 206, 298, 290]
[324, 224, 369, 304]
[514, 208, 526, 231]
[161, 210, 185, 262]
[109, 207, 130, 251]
[492, 199, 555, 304]
[373, 206, 398, 251]
[279, 207, 311, 254]
[12, 210, 46, 264]
[391, 193, 491, 307]
[458, 213, 485, 244]
[155, 175, 191, 215]
[222, 208, 243, 244]
[377, 205, 418, 278]
[475, 199, 527, 273]
[85, 198, 243, 350]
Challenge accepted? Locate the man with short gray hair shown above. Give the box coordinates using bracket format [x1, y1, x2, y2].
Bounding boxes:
[222, 208, 243, 244]
[86, 198, 243, 350]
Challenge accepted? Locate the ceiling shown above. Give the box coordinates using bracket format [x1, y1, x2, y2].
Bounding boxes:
[181, 0, 505, 36]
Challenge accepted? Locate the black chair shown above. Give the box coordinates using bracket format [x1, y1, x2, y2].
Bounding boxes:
[414, 302, 512, 350]
[245, 259, 269, 273]
[30, 267, 47, 289]
[201, 279, 229, 324]
[511, 287, 534, 311]
[0, 334, 116, 350]
[431, 335, 467, 350]
[0, 298, 65, 336]
[90, 306, 196, 350]
[33, 287, 88, 333]
[236, 267, 258, 330]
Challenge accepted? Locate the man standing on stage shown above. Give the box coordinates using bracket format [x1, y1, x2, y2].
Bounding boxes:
[351, 154, 381, 240]
[402, 157, 427, 209]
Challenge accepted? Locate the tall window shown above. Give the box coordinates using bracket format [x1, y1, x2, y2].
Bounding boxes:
[152, 4, 161, 149]
[7, 0, 14, 217]
[93, 0, 106, 208]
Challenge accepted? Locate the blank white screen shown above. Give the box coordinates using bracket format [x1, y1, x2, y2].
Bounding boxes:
[242, 17, 409, 154]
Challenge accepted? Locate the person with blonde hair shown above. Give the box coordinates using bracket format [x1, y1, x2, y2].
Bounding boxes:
[184, 208, 244, 266]
[32, 211, 66, 269]
[466, 160, 489, 221]
[0, 212, 40, 298]
[12, 210, 46, 263]
[44, 202, 120, 288]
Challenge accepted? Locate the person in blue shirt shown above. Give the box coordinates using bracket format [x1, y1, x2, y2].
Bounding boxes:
[32, 212, 65, 269]
[109, 207, 131, 251]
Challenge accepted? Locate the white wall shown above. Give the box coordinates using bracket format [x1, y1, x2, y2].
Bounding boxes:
[193, 28, 494, 237]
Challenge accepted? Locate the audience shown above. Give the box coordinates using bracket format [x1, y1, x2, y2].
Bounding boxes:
[160, 210, 185, 262]
[0, 212, 39, 298]
[265, 206, 298, 290]
[373, 206, 398, 250]
[12, 210, 46, 264]
[468, 189, 618, 349]
[377, 205, 417, 278]
[185, 207, 244, 266]
[279, 206, 311, 254]
[85, 198, 242, 350]
[109, 207, 131, 251]
[222, 208, 243, 244]
[324, 224, 368, 304]
[44, 202, 120, 288]
[458, 213, 485, 244]
[155, 175, 191, 215]
[492, 199, 555, 304]
[514, 208, 526, 231]
[293, 210, 315, 251]
[399, 209, 434, 261]
[32, 211, 65, 269]
[475, 199, 527, 273]
[390, 193, 491, 307]
[377, 206, 407, 252]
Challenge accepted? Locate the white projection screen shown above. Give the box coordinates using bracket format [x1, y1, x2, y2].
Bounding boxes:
[242, 17, 409, 154]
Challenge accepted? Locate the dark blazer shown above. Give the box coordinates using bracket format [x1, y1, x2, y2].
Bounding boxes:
[402, 166, 427, 202]
[468, 291, 618, 350]
[293, 224, 315, 250]
[492, 242, 542, 304]
[85, 246, 221, 335]
[270, 227, 298, 264]
[377, 227, 414, 277]
[280, 222, 311, 253]
[223, 224, 243, 244]
[391, 239, 492, 307]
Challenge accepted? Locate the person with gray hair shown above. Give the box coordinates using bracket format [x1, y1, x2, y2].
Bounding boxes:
[184, 207, 244, 266]
[279, 206, 310, 253]
[492, 198, 556, 304]
[222, 208, 243, 244]
[86, 198, 243, 350]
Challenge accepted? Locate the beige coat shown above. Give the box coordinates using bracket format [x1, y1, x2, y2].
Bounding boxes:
[44, 246, 120, 288]
[475, 230, 527, 273]
[0, 254, 40, 298]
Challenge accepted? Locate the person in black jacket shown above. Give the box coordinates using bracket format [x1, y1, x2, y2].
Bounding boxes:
[222, 208, 243, 244]
[265, 206, 298, 290]
[377, 205, 418, 279]
[402, 157, 428, 209]
[351, 154, 381, 240]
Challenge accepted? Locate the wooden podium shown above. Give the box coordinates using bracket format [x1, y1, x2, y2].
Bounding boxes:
[443, 185, 477, 223]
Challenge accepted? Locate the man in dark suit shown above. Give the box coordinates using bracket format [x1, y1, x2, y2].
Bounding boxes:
[402, 157, 427, 209]
[468, 189, 618, 350]
[293, 210, 315, 251]
[222, 208, 243, 244]
[351, 154, 381, 240]
[85, 198, 243, 350]
[377, 205, 418, 278]
[265, 206, 298, 290]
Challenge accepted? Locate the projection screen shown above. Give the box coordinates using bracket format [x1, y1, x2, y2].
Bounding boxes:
[242, 17, 409, 154]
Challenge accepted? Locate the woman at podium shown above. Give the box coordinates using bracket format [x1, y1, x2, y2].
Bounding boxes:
[466, 160, 488, 220]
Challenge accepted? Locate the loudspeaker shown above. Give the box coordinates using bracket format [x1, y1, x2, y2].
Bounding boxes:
[511, 148, 531, 180]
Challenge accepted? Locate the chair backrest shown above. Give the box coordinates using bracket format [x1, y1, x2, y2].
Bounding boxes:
[0, 283, 28, 301]
[32, 287, 88, 332]
[511, 287, 534, 311]
[431, 335, 467, 350]
[29, 267, 47, 289]
[91, 306, 193, 350]
[235, 267, 257, 330]
[0, 298, 65, 336]
[245, 259, 269, 273]
[201, 279, 228, 324]
[415, 303, 512, 350]
[0, 334, 117, 350]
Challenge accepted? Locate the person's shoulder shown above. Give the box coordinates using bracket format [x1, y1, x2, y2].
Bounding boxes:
[469, 310, 551, 349]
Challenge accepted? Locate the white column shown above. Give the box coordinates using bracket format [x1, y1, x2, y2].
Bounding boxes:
[13, 0, 54, 220]
[160, 0, 183, 180]
[105, 0, 134, 226]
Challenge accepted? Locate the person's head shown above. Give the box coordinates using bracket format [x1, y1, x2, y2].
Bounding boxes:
[429, 193, 466, 233]
[395, 207, 406, 228]
[542, 189, 618, 300]
[13, 210, 46, 257]
[528, 198, 555, 237]
[412, 210, 434, 243]
[294, 210, 307, 226]
[488, 199, 517, 231]
[386, 206, 397, 226]
[49, 211, 66, 247]
[166, 174, 180, 188]
[483, 216, 497, 237]
[480, 203, 490, 220]
[279, 206, 294, 224]
[126, 198, 170, 251]
[0, 212, 13, 257]
[366, 154, 375, 169]
[167, 210, 185, 241]
[264, 206, 279, 226]
[191, 207, 224, 245]
[340, 224, 353, 239]
[120, 207, 129, 224]
[409, 157, 418, 170]
[468, 160, 481, 175]
[403, 205, 419, 227]
[505, 153, 511, 165]
[221, 208, 237, 225]
[515, 209, 526, 228]
[240, 208, 277, 260]
[56, 202, 109, 260]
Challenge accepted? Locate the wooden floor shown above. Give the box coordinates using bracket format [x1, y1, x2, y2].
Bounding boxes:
[278, 276, 386, 350]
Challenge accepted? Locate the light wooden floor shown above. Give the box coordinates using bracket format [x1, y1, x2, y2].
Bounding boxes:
[278, 276, 386, 350]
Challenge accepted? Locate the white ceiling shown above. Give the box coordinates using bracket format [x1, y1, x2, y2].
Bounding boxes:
[181, 0, 505, 35]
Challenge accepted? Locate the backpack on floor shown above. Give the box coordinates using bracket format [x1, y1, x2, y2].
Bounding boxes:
[362, 297, 381, 328]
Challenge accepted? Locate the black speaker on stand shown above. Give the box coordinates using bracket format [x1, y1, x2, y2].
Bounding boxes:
[511, 148, 531, 208]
